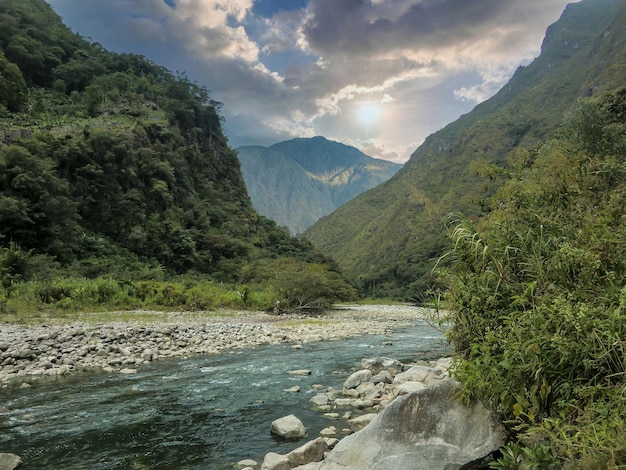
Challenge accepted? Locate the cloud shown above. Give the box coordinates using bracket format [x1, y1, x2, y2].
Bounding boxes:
[48, 0, 577, 161]
[51, 0, 259, 61]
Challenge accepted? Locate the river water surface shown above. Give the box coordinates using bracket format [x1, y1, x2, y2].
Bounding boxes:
[0, 320, 447, 469]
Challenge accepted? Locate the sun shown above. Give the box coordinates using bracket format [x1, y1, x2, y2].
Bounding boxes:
[357, 102, 382, 127]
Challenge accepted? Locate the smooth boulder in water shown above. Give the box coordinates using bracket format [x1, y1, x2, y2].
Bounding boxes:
[316, 378, 507, 470]
[270, 414, 307, 439]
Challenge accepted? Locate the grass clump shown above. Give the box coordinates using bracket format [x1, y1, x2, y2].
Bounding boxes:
[0, 277, 277, 322]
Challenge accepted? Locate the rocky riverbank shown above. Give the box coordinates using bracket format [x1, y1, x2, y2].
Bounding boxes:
[0, 304, 433, 385]
[244, 355, 506, 470]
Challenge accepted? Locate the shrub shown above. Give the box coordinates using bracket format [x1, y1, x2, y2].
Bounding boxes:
[241, 257, 357, 312]
[440, 90, 626, 467]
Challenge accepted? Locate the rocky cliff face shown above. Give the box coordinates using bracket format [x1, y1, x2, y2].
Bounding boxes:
[237, 136, 401, 234]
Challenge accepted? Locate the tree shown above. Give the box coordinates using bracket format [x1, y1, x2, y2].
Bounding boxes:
[0, 144, 79, 260]
[0, 50, 26, 111]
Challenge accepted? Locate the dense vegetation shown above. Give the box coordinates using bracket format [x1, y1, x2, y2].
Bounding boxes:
[0, 0, 356, 315]
[440, 90, 626, 468]
[305, 0, 626, 299]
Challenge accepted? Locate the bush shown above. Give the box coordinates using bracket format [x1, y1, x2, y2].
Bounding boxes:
[440, 90, 626, 467]
[241, 257, 357, 312]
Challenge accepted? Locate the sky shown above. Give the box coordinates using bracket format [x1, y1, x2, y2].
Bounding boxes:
[47, 0, 578, 163]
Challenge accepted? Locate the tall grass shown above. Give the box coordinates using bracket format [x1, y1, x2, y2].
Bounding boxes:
[0, 277, 279, 322]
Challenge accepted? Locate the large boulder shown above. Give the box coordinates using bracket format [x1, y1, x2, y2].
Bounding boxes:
[316, 379, 507, 470]
[270, 414, 307, 439]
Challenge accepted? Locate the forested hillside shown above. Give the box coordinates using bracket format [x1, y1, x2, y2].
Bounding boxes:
[238, 136, 401, 234]
[305, 0, 626, 299]
[0, 0, 355, 313]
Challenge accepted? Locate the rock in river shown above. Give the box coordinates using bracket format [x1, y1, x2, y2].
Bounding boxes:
[270, 414, 306, 439]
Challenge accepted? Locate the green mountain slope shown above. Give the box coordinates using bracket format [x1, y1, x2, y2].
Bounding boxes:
[0, 0, 343, 287]
[237, 136, 401, 234]
[304, 0, 626, 298]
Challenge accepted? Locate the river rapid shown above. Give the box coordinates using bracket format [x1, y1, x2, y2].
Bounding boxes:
[0, 307, 448, 469]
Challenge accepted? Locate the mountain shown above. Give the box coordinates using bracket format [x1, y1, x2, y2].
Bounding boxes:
[0, 0, 340, 283]
[304, 0, 626, 298]
[237, 137, 401, 234]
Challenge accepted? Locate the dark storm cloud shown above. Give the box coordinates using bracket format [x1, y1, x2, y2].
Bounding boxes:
[302, 0, 554, 60]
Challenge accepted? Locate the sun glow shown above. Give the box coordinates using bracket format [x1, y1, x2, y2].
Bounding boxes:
[357, 102, 382, 126]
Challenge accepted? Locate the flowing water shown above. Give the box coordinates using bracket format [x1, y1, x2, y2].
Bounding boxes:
[0, 320, 447, 469]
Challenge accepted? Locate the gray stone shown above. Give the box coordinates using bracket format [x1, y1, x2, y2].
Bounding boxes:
[343, 369, 371, 389]
[261, 452, 291, 470]
[309, 394, 330, 407]
[393, 364, 439, 384]
[359, 357, 404, 376]
[270, 414, 306, 439]
[318, 379, 507, 470]
[237, 459, 258, 468]
[393, 381, 426, 397]
[435, 357, 453, 373]
[287, 369, 311, 376]
[369, 370, 393, 384]
[322, 437, 339, 449]
[333, 398, 353, 407]
[348, 413, 377, 431]
[0, 453, 22, 470]
[293, 464, 322, 470]
[287, 437, 328, 467]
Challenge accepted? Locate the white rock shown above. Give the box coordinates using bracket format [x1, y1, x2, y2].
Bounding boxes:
[349, 413, 378, 431]
[270, 414, 306, 439]
[236, 458, 258, 468]
[261, 452, 291, 470]
[309, 394, 330, 407]
[394, 381, 426, 397]
[286, 437, 327, 467]
[393, 365, 439, 384]
[343, 369, 372, 389]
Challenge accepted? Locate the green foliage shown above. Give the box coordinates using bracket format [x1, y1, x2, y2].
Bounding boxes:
[241, 257, 357, 312]
[0, 0, 354, 313]
[0, 242, 30, 288]
[441, 90, 626, 467]
[0, 275, 292, 318]
[0, 49, 27, 112]
[0, 143, 79, 260]
[489, 443, 561, 470]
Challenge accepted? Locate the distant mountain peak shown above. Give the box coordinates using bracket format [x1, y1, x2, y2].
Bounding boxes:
[237, 137, 402, 234]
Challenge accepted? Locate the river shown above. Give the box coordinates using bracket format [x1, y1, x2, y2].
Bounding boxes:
[0, 319, 447, 469]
